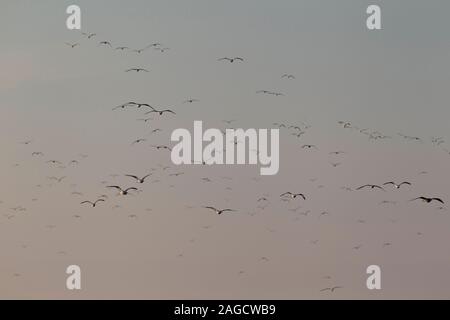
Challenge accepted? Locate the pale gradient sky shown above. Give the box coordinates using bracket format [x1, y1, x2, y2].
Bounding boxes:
[1, 0, 450, 299]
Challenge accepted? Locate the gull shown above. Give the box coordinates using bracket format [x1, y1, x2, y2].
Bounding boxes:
[356, 184, 385, 191]
[48, 176, 66, 183]
[112, 101, 139, 110]
[329, 151, 346, 155]
[132, 47, 149, 54]
[137, 43, 161, 50]
[11, 206, 26, 212]
[47, 160, 62, 165]
[383, 181, 411, 189]
[65, 42, 79, 48]
[68, 160, 79, 166]
[156, 47, 170, 53]
[115, 46, 130, 51]
[258, 90, 284, 96]
[257, 197, 269, 202]
[125, 68, 149, 73]
[411, 197, 444, 204]
[299, 210, 310, 216]
[379, 200, 397, 205]
[281, 74, 295, 79]
[137, 118, 153, 123]
[131, 138, 147, 145]
[99, 41, 112, 47]
[82, 32, 96, 39]
[125, 174, 151, 184]
[203, 206, 236, 215]
[81, 199, 105, 208]
[280, 192, 306, 200]
[338, 121, 352, 128]
[169, 172, 185, 177]
[353, 245, 362, 250]
[330, 162, 341, 167]
[398, 134, 422, 142]
[292, 132, 305, 138]
[218, 57, 244, 63]
[270, 92, 284, 96]
[302, 144, 317, 149]
[32, 152, 44, 156]
[106, 186, 138, 195]
[320, 286, 342, 293]
[183, 99, 199, 104]
[145, 108, 176, 116]
[149, 129, 162, 134]
[273, 123, 287, 128]
[319, 211, 331, 218]
[152, 145, 172, 151]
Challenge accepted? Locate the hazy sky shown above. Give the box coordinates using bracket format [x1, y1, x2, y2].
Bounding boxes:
[1, 0, 450, 299]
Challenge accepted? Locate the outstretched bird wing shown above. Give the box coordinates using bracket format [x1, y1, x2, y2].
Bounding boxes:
[280, 192, 292, 197]
[107, 186, 123, 191]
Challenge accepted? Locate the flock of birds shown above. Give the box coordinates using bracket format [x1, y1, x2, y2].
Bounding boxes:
[2, 27, 449, 297]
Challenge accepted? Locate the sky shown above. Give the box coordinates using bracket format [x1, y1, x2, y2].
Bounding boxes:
[1, 0, 450, 299]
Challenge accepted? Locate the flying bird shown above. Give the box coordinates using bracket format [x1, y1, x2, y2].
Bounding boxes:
[356, 184, 385, 191]
[137, 118, 153, 123]
[32, 152, 44, 156]
[411, 197, 444, 204]
[106, 186, 138, 195]
[152, 145, 172, 151]
[131, 138, 147, 145]
[48, 176, 66, 183]
[113, 102, 139, 110]
[281, 74, 295, 79]
[218, 57, 244, 63]
[82, 32, 96, 39]
[320, 286, 342, 293]
[203, 207, 236, 215]
[99, 41, 112, 47]
[145, 108, 176, 116]
[47, 160, 62, 165]
[383, 181, 411, 189]
[65, 42, 79, 48]
[81, 199, 105, 208]
[302, 144, 317, 149]
[132, 47, 149, 54]
[184, 99, 199, 104]
[280, 192, 306, 200]
[125, 68, 149, 73]
[125, 174, 151, 184]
